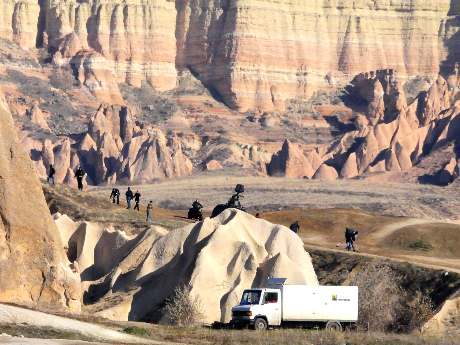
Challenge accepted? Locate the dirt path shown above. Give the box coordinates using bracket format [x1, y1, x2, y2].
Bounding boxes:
[0, 304, 171, 345]
[304, 244, 460, 274]
[368, 218, 450, 242]
[0, 336, 103, 344]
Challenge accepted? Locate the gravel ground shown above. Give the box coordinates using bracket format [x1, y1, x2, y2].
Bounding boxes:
[91, 175, 460, 220]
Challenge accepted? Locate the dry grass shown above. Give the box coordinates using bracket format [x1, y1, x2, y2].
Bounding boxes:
[261, 208, 398, 244]
[115, 324, 460, 345]
[91, 175, 460, 220]
[43, 182, 189, 233]
[0, 323, 98, 343]
[385, 223, 460, 259]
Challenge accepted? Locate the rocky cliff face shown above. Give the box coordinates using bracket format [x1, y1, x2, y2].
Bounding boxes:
[1, 0, 459, 111]
[0, 95, 81, 311]
[179, 0, 453, 111]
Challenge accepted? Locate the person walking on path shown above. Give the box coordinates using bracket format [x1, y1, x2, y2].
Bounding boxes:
[110, 188, 120, 204]
[47, 164, 56, 185]
[134, 190, 141, 211]
[345, 227, 359, 252]
[146, 201, 153, 224]
[75, 166, 86, 191]
[125, 187, 134, 209]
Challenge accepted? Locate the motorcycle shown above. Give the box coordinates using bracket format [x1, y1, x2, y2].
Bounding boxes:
[211, 184, 246, 218]
[188, 200, 204, 221]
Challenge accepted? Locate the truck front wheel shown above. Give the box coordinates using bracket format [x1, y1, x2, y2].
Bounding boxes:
[325, 321, 342, 332]
[253, 318, 268, 331]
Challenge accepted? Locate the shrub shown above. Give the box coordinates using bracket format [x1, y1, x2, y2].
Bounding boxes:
[122, 326, 150, 337]
[400, 291, 434, 332]
[350, 262, 404, 332]
[163, 284, 203, 326]
[408, 240, 433, 252]
[349, 262, 435, 333]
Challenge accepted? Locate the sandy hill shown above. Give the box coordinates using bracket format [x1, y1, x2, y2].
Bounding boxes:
[53, 209, 318, 324]
[43, 182, 189, 233]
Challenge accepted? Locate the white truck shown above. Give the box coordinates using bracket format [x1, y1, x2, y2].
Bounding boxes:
[231, 278, 358, 331]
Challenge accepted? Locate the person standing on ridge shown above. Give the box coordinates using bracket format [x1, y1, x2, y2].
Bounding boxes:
[290, 221, 300, 234]
[47, 164, 56, 185]
[110, 188, 120, 204]
[126, 187, 134, 209]
[146, 200, 153, 224]
[134, 190, 141, 211]
[75, 166, 86, 191]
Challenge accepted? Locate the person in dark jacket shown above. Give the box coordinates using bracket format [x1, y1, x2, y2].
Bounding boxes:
[110, 188, 120, 204]
[126, 187, 134, 209]
[345, 227, 359, 252]
[75, 166, 86, 191]
[133, 191, 141, 211]
[290, 221, 300, 234]
[47, 164, 56, 185]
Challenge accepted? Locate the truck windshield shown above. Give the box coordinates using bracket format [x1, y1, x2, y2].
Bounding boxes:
[240, 290, 261, 305]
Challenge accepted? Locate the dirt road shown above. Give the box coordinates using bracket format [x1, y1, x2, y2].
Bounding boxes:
[0, 304, 172, 345]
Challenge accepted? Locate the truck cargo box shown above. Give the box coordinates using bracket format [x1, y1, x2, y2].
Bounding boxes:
[282, 285, 358, 322]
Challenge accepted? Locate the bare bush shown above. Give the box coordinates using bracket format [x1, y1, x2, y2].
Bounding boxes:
[350, 262, 403, 332]
[402, 291, 434, 332]
[163, 284, 203, 326]
[349, 262, 435, 333]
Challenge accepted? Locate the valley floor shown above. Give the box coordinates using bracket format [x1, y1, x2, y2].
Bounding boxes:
[87, 175, 460, 272]
[91, 175, 460, 220]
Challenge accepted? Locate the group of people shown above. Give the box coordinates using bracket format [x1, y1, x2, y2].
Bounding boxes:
[47, 165, 86, 191]
[47, 166, 360, 250]
[290, 222, 358, 251]
[110, 187, 154, 223]
[47, 164, 154, 223]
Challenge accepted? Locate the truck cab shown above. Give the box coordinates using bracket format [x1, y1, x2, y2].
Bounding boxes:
[231, 288, 282, 329]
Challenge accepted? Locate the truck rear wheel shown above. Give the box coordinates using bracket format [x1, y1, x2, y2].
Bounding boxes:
[325, 321, 342, 332]
[253, 318, 268, 331]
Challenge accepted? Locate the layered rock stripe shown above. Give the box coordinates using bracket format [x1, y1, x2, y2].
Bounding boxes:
[1, 0, 460, 111]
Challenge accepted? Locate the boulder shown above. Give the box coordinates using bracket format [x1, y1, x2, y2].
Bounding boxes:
[313, 164, 338, 181]
[206, 160, 223, 171]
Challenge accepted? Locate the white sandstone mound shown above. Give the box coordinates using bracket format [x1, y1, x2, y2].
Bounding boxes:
[423, 292, 460, 336]
[54, 209, 318, 324]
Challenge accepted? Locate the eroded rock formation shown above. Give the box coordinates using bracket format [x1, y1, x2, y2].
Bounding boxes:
[1, 0, 460, 111]
[25, 104, 193, 185]
[54, 209, 318, 323]
[0, 95, 81, 311]
[268, 74, 460, 184]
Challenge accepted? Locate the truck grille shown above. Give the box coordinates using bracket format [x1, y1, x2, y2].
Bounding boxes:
[232, 311, 251, 317]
